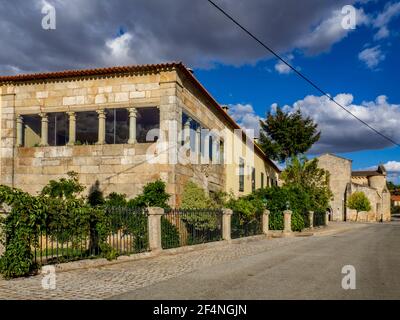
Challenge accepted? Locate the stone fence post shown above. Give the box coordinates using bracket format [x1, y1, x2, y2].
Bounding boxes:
[222, 208, 233, 241]
[262, 209, 270, 235]
[283, 210, 292, 235]
[325, 211, 330, 225]
[147, 207, 164, 251]
[309, 211, 314, 229]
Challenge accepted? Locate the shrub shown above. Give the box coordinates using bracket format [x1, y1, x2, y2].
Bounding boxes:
[0, 174, 117, 279]
[181, 181, 214, 209]
[104, 192, 128, 207]
[347, 191, 371, 221]
[255, 186, 307, 231]
[161, 217, 180, 249]
[128, 180, 170, 209]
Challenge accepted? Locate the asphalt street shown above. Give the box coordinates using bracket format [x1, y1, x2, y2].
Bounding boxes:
[112, 222, 400, 299]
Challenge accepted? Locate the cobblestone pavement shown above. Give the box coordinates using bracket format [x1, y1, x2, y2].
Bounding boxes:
[0, 236, 308, 300]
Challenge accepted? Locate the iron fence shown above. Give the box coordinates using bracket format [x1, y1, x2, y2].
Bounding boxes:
[161, 208, 223, 249]
[33, 206, 149, 265]
[231, 211, 263, 239]
[302, 212, 310, 229]
[313, 211, 326, 227]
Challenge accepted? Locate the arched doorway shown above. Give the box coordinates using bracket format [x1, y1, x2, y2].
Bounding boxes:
[327, 208, 333, 221]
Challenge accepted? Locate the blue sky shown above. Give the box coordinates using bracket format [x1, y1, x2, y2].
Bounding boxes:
[193, 1, 400, 182]
[0, 0, 399, 182]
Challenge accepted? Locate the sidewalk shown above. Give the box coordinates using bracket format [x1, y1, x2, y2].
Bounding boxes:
[269, 221, 370, 238]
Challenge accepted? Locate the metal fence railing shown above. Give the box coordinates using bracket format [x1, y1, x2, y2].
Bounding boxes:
[33, 207, 149, 265]
[313, 211, 326, 227]
[161, 209, 223, 249]
[231, 211, 263, 239]
[302, 212, 310, 229]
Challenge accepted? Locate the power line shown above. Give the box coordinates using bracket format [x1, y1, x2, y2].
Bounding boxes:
[207, 0, 400, 148]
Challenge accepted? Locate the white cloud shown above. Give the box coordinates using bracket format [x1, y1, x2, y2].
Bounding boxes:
[104, 33, 134, 65]
[358, 46, 385, 69]
[373, 2, 400, 40]
[274, 54, 294, 74]
[382, 161, 400, 172]
[297, 8, 370, 54]
[278, 93, 400, 154]
[227, 104, 261, 137]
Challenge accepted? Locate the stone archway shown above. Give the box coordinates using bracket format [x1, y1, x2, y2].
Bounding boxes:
[327, 207, 333, 221]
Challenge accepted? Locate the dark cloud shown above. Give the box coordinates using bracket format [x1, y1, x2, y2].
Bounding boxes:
[279, 94, 400, 154]
[0, 0, 359, 74]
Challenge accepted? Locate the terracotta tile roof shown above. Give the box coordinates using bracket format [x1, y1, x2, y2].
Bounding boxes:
[0, 62, 280, 173]
[352, 170, 384, 177]
[0, 62, 185, 83]
[392, 195, 400, 201]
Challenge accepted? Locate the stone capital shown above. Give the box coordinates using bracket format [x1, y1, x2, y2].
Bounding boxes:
[222, 208, 233, 216]
[39, 112, 48, 121]
[148, 207, 164, 216]
[128, 107, 138, 117]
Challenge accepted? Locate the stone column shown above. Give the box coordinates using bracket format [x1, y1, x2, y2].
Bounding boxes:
[212, 136, 219, 164]
[128, 107, 137, 144]
[283, 210, 292, 234]
[309, 211, 314, 229]
[184, 117, 191, 146]
[16, 114, 23, 147]
[195, 126, 201, 164]
[325, 211, 330, 225]
[96, 109, 106, 145]
[67, 112, 76, 145]
[262, 209, 270, 235]
[222, 208, 233, 241]
[39, 112, 48, 146]
[147, 207, 164, 251]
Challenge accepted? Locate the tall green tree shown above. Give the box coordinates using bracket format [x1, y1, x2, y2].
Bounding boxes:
[259, 107, 320, 163]
[281, 156, 332, 213]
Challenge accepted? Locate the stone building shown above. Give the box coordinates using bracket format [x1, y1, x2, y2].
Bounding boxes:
[0, 63, 280, 206]
[317, 153, 391, 222]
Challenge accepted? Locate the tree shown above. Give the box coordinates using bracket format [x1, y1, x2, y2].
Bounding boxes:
[281, 156, 333, 213]
[347, 191, 371, 221]
[259, 107, 320, 163]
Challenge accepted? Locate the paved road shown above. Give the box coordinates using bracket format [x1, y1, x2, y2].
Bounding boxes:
[112, 222, 400, 300]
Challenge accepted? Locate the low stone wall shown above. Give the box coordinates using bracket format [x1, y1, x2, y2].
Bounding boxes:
[346, 210, 385, 222]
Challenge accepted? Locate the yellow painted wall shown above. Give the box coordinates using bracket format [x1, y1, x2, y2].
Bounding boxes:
[224, 128, 279, 197]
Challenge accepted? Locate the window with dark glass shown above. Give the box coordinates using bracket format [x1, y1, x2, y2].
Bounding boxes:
[105, 108, 129, 144]
[137, 107, 160, 143]
[22, 114, 41, 147]
[261, 172, 264, 188]
[76, 111, 98, 145]
[48, 112, 68, 146]
[239, 158, 245, 192]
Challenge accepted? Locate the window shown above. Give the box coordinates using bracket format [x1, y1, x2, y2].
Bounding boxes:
[137, 107, 159, 143]
[267, 176, 270, 188]
[22, 115, 41, 147]
[261, 172, 264, 188]
[105, 108, 129, 144]
[239, 158, 245, 192]
[251, 167, 256, 192]
[219, 140, 224, 164]
[76, 111, 98, 145]
[48, 113, 68, 146]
